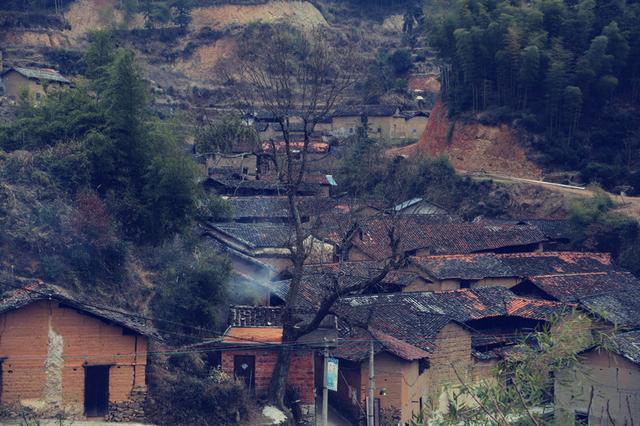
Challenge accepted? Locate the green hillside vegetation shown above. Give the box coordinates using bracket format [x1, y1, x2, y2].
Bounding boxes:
[0, 31, 229, 330]
[427, 0, 640, 192]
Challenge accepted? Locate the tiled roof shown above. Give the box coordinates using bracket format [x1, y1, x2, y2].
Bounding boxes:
[340, 287, 568, 323]
[497, 252, 612, 276]
[204, 176, 319, 196]
[474, 218, 570, 241]
[3, 66, 71, 84]
[579, 289, 640, 328]
[526, 271, 639, 302]
[274, 262, 421, 309]
[0, 281, 158, 338]
[225, 196, 338, 220]
[333, 105, 399, 117]
[353, 218, 548, 259]
[610, 330, 640, 365]
[410, 252, 613, 280]
[261, 141, 329, 154]
[207, 222, 294, 249]
[229, 305, 283, 327]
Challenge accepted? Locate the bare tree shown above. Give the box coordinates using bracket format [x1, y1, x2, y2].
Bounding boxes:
[227, 23, 404, 408]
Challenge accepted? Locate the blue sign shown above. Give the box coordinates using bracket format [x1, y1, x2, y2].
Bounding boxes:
[327, 357, 339, 391]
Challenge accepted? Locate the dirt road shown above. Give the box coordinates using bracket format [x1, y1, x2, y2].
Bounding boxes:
[463, 171, 640, 219]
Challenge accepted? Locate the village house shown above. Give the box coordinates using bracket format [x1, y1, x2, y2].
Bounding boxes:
[203, 173, 321, 197]
[554, 330, 640, 425]
[330, 106, 429, 144]
[0, 66, 71, 100]
[0, 281, 155, 421]
[215, 305, 337, 423]
[330, 287, 569, 423]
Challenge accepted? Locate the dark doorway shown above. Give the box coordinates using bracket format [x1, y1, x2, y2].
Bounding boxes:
[84, 365, 110, 417]
[233, 355, 255, 390]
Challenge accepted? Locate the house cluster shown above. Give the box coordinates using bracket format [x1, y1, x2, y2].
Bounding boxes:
[201, 172, 640, 424]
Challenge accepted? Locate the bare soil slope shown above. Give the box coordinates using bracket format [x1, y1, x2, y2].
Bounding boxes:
[390, 100, 542, 180]
[190, 1, 328, 30]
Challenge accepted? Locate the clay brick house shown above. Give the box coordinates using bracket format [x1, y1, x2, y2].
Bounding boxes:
[329, 287, 569, 423]
[555, 330, 640, 425]
[217, 305, 335, 422]
[0, 281, 155, 420]
[0, 66, 71, 100]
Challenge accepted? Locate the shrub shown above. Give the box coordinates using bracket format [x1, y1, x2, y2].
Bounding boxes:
[147, 354, 252, 426]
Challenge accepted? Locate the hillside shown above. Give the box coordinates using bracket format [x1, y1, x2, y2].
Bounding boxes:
[1, 0, 410, 110]
[390, 100, 543, 180]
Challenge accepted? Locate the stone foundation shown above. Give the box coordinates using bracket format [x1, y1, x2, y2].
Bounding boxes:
[105, 386, 147, 423]
[300, 403, 315, 425]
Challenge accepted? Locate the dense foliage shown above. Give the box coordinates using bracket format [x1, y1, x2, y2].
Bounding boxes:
[337, 137, 508, 217]
[0, 32, 199, 244]
[569, 192, 640, 274]
[427, 0, 640, 192]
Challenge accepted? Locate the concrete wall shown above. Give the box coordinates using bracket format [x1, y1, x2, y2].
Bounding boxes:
[555, 350, 640, 425]
[0, 300, 147, 417]
[220, 348, 315, 404]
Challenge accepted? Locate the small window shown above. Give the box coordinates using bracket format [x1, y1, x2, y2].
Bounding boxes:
[460, 280, 472, 289]
[413, 129, 417, 133]
[349, 128, 354, 134]
[419, 358, 430, 375]
[377, 127, 382, 133]
[575, 411, 588, 425]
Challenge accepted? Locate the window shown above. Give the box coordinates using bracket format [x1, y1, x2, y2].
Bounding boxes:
[377, 127, 382, 133]
[419, 358, 430, 375]
[460, 280, 472, 289]
[574, 411, 588, 425]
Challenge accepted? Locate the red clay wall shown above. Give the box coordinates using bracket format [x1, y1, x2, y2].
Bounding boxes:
[0, 300, 147, 416]
[221, 348, 315, 403]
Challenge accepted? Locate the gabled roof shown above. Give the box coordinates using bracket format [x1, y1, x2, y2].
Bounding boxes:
[2, 66, 71, 84]
[609, 330, 640, 365]
[272, 262, 421, 309]
[525, 271, 639, 302]
[340, 287, 569, 323]
[333, 105, 399, 117]
[0, 281, 158, 338]
[353, 218, 547, 260]
[207, 222, 294, 249]
[410, 252, 613, 281]
[579, 289, 640, 328]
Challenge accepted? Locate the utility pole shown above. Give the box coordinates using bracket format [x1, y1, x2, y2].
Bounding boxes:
[322, 339, 329, 426]
[367, 340, 375, 426]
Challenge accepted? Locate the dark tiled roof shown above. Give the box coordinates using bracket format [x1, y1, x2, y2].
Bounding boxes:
[340, 287, 568, 323]
[274, 262, 421, 309]
[579, 289, 640, 328]
[333, 105, 399, 117]
[411, 254, 512, 280]
[474, 218, 570, 241]
[497, 252, 612, 276]
[225, 196, 338, 220]
[229, 305, 283, 327]
[208, 222, 294, 249]
[526, 271, 639, 302]
[610, 330, 640, 365]
[2, 66, 71, 84]
[204, 176, 319, 196]
[353, 218, 547, 259]
[0, 281, 158, 338]
[410, 252, 613, 281]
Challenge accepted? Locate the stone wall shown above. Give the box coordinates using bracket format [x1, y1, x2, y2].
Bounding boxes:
[105, 386, 147, 422]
